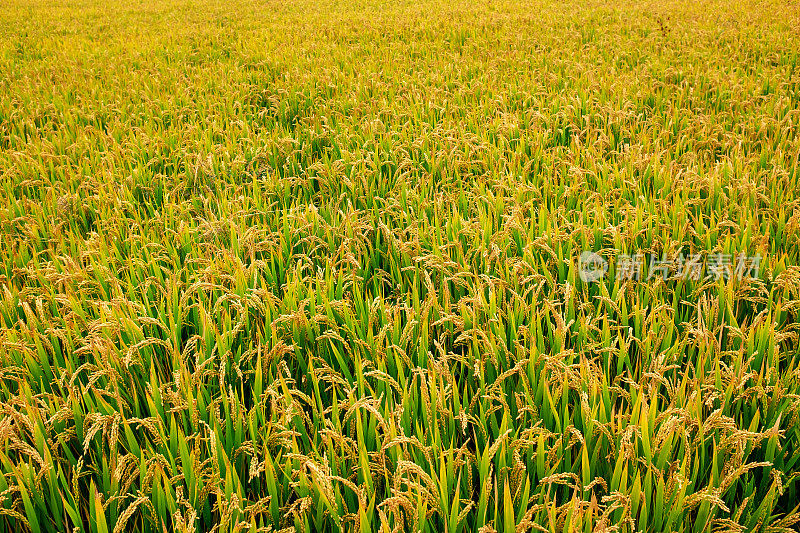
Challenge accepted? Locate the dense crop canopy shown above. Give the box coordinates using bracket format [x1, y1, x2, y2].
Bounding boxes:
[1, 0, 800, 531]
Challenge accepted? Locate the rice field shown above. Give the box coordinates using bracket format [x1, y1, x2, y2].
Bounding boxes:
[1, 0, 800, 531]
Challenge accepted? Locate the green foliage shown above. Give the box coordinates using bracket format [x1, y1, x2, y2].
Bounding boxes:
[1, 0, 800, 531]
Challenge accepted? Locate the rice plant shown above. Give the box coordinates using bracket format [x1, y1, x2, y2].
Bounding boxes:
[1, 0, 800, 531]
